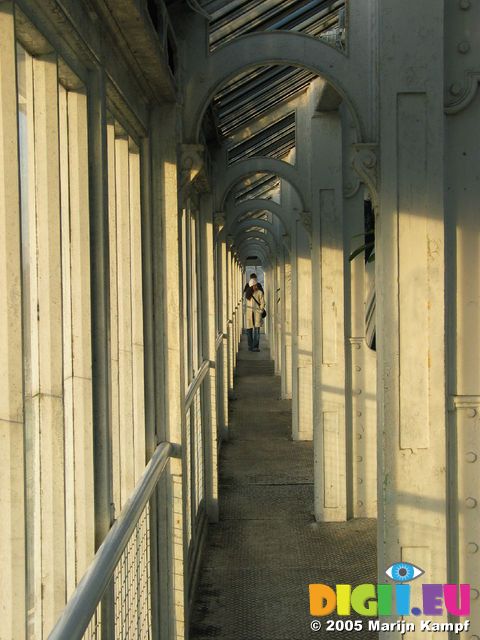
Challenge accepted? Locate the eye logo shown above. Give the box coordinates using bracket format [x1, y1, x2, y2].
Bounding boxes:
[386, 562, 424, 582]
[310, 561, 470, 617]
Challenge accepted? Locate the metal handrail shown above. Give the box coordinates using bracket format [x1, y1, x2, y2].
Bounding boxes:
[48, 441, 173, 640]
[185, 359, 210, 411]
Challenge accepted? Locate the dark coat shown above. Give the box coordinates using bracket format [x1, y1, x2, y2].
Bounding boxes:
[244, 282, 264, 299]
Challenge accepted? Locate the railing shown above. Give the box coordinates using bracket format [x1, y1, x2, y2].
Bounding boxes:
[215, 331, 223, 351]
[48, 355, 225, 639]
[185, 359, 210, 410]
[48, 441, 174, 640]
[184, 359, 210, 595]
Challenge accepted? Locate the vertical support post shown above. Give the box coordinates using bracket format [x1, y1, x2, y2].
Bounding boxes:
[219, 237, 229, 439]
[88, 70, 113, 543]
[129, 146, 146, 483]
[139, 136, 162, 639]
[115, 136, 135, 505]
[236, 261, 240, 351]
[268, 261, 276, 365]
[106, 119, 121, 525]
[227, 248, 234, 390]
[29, 52, 66, 635]
[445, 1, 480, 629]
[60, 88, 95, 592]
[151, 104, 187, 640]
[377, 1, 447, 629]
[231, 256, 237, 369]
[0, 6, 26, 637]
[236, 260, 241, 353]
[87, 68, 114, 639]
[291, 216, 313, 441]
[344, 190, 377, 519]
[310, 111, 347, 522]
[281, 247, 293, 399]
[140, 137, 156, 461]
[275, 258, 282, 376]
[199, 194, 219, 523]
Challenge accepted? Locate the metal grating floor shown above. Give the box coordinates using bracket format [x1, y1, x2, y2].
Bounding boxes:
[190, 335, 377, 639]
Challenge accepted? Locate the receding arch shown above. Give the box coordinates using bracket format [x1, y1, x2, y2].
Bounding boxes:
[235, 234, 272, 254]
[217, 213, 286, 256]
[226, 199, 290, 234]
[219, 157, 308, 212]
[234, 232, 278, 258]
[184, 31, 368, 143]
[238, 242, 272, 267]
[232, 221, 281, 254]
[239, 242, 269, 258]
[233, 218, 278, 238]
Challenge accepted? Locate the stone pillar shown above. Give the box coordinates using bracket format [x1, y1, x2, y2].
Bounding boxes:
[281, 245, 293, 400]
[227, 247, 234, 390]
[291, 214, 313, 441]
[231, 254, 236, 369]
[445, 0, 480, 629]
[310, 112, 347, 522]
[28, 53, 66, 636]
[273, 256, 280, 374]
[59, 88, 95, 592]
[218, 232, 229, 439]
[233, 257, 239, 363]
[377, 1, 447, 629]
[129, 147, 147, 484]
[151, 105, 187, 640]
[274, 258, 279, 364]
[115, 135, 136, 505]
[274, 257, 282, 375]
[264, 262, 270, 347]
[0, 7, 26, 637]
[199, 195, 219, 523]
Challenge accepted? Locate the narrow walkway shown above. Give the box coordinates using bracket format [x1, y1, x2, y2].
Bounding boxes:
[191, 334, 377, 640]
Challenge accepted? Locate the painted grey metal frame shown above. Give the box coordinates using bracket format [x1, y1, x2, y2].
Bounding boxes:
[185, 359, 210, 411]
[48, 441, 174, 640]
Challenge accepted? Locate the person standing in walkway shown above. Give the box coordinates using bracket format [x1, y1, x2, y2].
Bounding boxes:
[243, 272, 264, 296]
[245, 277, 265, 352]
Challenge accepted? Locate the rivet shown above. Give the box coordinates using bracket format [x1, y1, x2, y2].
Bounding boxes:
[471, 589, 479, 601]
[356, 366, 362, 372]
[358, 478, 363, 484]
[466, 451, 478, 463]
[467, 408, 477, 418]
[467, 542, 479, 554]
[356, 456, 363, 463]
[465, 497, 477, 509]
[357, 500, 364, 507]
[459, 0, 471, 8]
[470, 636, 479, 640]
[450, 83, 462, 96]
[357, 433, 362, 440]
[357, 411, 362, 417]
[354, 343, 361, 350]
[458, 41, 471, 54]
[354, 389, 362, 396]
